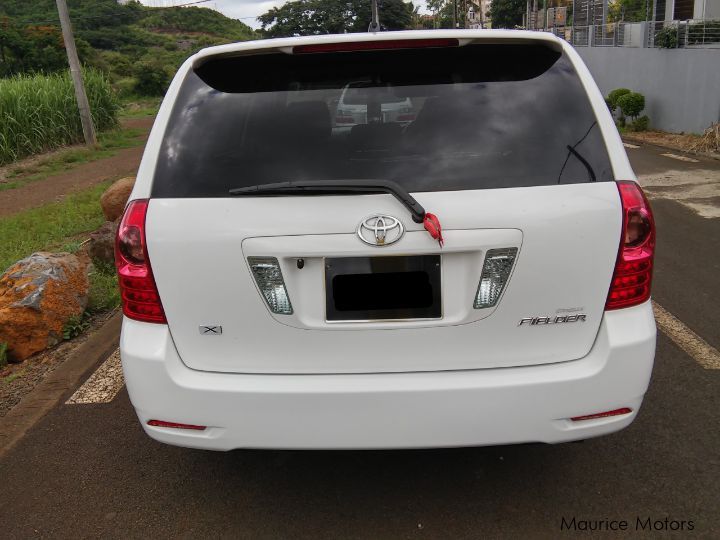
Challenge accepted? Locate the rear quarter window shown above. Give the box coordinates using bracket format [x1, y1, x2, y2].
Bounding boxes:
[152, 42, 613, 198]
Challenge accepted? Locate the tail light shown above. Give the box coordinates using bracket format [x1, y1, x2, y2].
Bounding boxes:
[115, 199, 166, 323]
[605, 181, 655, 310]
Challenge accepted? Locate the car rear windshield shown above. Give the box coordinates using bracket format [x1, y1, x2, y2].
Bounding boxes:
[152, 43, 614, 198]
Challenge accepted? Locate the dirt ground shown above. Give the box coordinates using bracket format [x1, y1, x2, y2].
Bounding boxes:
[624, 129, 720, 160]
[0, 117, 153, 219]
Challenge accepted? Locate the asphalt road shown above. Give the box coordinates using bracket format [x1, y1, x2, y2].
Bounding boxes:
[1, 142, 718, 539]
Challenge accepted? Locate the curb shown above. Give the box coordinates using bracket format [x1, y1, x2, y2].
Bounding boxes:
[622, 135, 720, 161]
[0, 311, 122, 459]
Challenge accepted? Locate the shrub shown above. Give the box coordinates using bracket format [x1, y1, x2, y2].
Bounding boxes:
[617, 92, 645, 121]
[134, 61, 171, 96]
[607, 88, 631, 112]
[63, 314, 90, 340]
[0, 342, 7, 369]
[631, 115, 649, 132]
[654, 26, 678, 48]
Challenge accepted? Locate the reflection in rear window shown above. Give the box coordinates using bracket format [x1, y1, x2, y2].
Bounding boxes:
[152, 43, 613, 198]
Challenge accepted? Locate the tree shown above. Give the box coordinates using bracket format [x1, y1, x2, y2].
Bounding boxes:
[607, 0, 647, 23]
[488, 0, 525, 29]
[258, 0, 414, 37]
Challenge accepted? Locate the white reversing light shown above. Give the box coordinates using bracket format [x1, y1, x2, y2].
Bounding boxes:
[248, 257, 293, 315]
[474, 248, 518, 309]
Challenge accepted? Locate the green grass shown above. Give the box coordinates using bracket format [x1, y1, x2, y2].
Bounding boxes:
[87, 260, 121, 313]
[0, 70, 119, 165]
[0, 127, 145, 192]
[0, 182, 111, 273]
[0, 181, 122, 315]
[118, 97, 162, 119]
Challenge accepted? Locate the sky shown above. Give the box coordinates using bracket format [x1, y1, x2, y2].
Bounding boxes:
[138, 0, 430, 29]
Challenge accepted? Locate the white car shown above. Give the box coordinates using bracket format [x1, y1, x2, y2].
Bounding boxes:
[117, 30, 656, 450]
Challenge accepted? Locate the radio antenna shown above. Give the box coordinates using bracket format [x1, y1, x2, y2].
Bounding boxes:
[368, 0, 380, 31]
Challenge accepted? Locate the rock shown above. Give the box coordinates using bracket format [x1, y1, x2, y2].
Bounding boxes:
[100, 176, 135, 221]
[88, 221, 117, 264]
[0, 252, 89, 362]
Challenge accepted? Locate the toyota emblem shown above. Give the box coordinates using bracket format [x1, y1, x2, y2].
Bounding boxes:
[357, 214, 404, 246]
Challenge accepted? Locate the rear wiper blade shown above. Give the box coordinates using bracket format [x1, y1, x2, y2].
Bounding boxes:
[229, 179, 426, 223]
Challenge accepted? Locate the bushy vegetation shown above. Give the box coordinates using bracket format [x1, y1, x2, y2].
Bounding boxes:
[0, 0, 257, 97]
[617, 92, 645, 121]
[0, 70, 118, 165]
[607, 88, 648, 132]
[258, 0, 413, 36]
[654, 25, 679, 48]
[607, 88, 631, 113]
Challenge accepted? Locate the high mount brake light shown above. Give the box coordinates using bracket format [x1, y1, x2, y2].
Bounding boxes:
[115, 199, 167, 324]
[293, 38, 459, 54]
[605, 181, 655, 310]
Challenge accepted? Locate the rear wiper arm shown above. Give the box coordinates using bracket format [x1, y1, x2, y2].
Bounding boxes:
[229, 179, 426, 223]
[566, 145, 597, 182]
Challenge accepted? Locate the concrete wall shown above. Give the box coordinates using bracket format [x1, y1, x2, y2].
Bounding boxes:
[576, 47, 720, 133]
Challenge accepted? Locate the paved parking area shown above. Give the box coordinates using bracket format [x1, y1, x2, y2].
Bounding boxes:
[0, 143, 718, 539]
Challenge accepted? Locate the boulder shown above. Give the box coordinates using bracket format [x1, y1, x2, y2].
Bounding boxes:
[0, 252, 89, 362]
[88, 221, 117, 264]
[100, 176, 135, 221]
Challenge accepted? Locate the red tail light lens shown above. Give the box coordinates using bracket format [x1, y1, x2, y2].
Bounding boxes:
[293, 38, 459, 54]
[605, 181, 655, 310]
[115, 199, 167, 323]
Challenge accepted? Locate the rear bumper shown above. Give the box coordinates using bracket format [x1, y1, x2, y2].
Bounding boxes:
[121, 302, 656, 450]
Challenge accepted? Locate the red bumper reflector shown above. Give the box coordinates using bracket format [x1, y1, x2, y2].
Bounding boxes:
[570, 408, 633, 422]
[293, 38, 459, 54]
[147, 420, 206, 431]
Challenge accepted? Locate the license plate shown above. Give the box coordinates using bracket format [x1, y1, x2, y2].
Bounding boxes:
[325, 255, 441, 321]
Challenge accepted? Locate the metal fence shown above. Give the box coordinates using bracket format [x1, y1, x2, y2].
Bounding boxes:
[648, 19, 720, 48]
[538, 19, 720, 49]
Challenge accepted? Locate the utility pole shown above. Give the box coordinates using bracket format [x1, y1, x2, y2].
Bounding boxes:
[368, 0, 380, 31]
[55, 0, 96, 146]
[453, 0, 457, 28]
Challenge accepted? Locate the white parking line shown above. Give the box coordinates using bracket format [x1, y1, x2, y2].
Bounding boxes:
[66, 349, 125, 404]
[623, 142, 640, 149]
[660, 153, 700, 163]
[653, 302, 720, 370]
